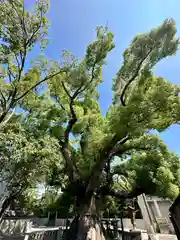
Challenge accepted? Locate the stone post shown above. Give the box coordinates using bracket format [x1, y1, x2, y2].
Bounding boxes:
[153, 200, 162, 218]
[137, 194, 155, 233]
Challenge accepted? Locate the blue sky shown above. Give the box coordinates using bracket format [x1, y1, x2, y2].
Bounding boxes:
[27, 0, 180, 154]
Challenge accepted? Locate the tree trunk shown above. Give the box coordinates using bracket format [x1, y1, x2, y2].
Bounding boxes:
[120, 216, 125, 240]
[64, 194, 106, 240]
[76, 214, 105, 240]
[0, 197, 12, 222]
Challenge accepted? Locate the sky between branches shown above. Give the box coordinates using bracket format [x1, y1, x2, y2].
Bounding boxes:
[25, 0, 180, 154]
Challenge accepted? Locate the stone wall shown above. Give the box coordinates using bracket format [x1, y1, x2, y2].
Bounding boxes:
[0, 218, 63, 240]
[149, 234, 177, 240]
[138, 195, 174, 234]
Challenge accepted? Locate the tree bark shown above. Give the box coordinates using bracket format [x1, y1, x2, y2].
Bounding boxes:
[64, 194, 106, 240]
[63, 182, 145, 239]
[120, 216, 125, 240]
[0, 196, 14, 222]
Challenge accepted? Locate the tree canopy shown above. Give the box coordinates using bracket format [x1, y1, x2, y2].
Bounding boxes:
[0, 1, 180, 230]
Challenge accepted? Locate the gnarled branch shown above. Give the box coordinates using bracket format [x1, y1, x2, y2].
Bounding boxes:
[60, 58, 100, 182]
[101, 186, 144, 199]
[120, 49, 153, 106]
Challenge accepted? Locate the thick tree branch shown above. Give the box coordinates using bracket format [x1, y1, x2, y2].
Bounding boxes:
[0, 85, 17, 124]
[52, 95, 66, 111]
[105, 157, 111, 187]
[77, 59, 98, 96]
[0, 186, 25, 221]
[7, 63, 16, 82]
[109, 136, 130, 157]
[86, 134, 119, 193]
[120, 49, 153, 106]
[60, 59, 99, 182]
[104, 137, 129, 187]
[0, 108, 15, 127]
[80, 124, 90, 156]
[15, 70, 65, 102]
[0, 90, 6, 111]
[61, 147, 74, 183]
[0, 70, 64, 125]
[60, 84, 78, 182]
[61, 81, 71, 99]
[102, 186, 144, 200]
[61, 82, 78, 144]
[60, 81, 82, 182]
[62, 54, 99, 142]
[110, 143, 150, 158]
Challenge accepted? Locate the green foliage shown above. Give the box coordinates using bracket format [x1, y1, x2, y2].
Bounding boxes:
[101, 196, 119, 217]
[16, 18, 180, 202]
[1, 7, 180, 217]
[0, 0, 63, 127]
[0, 114, 63, 198]
[114, 143, 180, 199]
[113, 18, 179, 105]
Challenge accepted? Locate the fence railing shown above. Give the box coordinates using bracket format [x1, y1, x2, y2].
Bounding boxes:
[0, 217, 147, 240]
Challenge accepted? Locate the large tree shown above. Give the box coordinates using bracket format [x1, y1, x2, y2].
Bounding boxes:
[21, 20, 180, 240]
[1, 1, 180, 239]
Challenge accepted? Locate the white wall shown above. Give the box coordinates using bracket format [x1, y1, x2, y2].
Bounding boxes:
[120, 219, 146, 230]
[158, 201, 171, 221]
